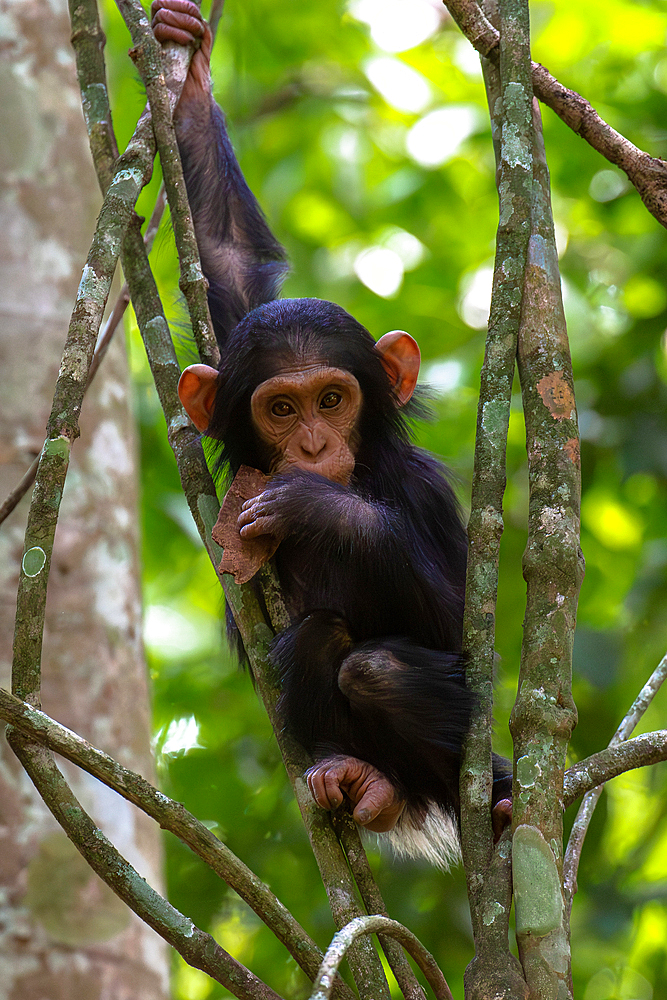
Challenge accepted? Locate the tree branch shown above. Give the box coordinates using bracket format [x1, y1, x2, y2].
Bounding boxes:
[115, 0, 219, 368]
[331, 808, 427, 1000]
[8, 734, 282, 1000]
[564, 731, 667, 807]
[11, 123, 156, 704]
[510, 89, 582, 1000]
[126, 188, 389, 999]
[69, 0, 120, 185]
[461, 0, 533, 993]
[443, 0, 667, 230]
[223, 576, 391, 1000]
[0, 685, 355, 998]
[563, 651, 667, 912]
[309, 916, 453, 1000]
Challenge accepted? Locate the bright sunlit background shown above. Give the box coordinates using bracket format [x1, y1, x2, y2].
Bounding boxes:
[98, 0, 667, 995]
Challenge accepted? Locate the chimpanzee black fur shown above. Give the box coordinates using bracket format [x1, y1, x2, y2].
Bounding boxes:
[161, 2, 511, 864]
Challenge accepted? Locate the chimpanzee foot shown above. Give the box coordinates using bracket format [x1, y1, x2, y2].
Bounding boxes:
[491, 798, 512, 843]
[306, 754, 406, 832]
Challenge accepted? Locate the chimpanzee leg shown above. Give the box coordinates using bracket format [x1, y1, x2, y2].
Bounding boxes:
[273, 612, 512, 835]
[337, 639, 475, 819]
[272, 609, 353, 754]
[273, 611, 424, 831]
[341, 644, 513, 833]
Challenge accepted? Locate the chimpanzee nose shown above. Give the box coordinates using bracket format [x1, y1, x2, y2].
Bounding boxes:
[299, 424, 327, 457]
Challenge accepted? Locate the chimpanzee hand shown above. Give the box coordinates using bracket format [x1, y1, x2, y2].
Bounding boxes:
[238, 472, 343, 542]
[151, 0, 212, 107]
[306, 755, 406, 833]
[238, 471, 371, 548]
[237, 481, 292, 542]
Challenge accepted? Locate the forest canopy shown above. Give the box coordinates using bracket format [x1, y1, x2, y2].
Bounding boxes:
[94, 0, 667, 996]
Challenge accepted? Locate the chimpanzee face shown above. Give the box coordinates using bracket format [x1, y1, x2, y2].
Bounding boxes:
[250, 364, 361, 484]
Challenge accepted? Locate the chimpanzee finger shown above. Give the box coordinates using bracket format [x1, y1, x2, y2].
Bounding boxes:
[306, 766, 332, 808]
[152, 8, 204, 41]
[306, 765, 343, 810]
[240, 487, 281, 508]
[237, 499, 264, 528]
[239, 515, 278, 539]
[353, 785, 405, 832]
[240, 494, 264, 512]
[153, 23, 197, 46]
[491, 798, 512, 843]
[151, 0, 203, 22]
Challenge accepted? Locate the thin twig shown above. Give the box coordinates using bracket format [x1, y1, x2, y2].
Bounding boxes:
[610, 650, 667, 744]
[0, 458, 39, 527]
[309, 916, 453, 1000]
[563, 652, 667, 913]
[0, 293, 129, 528]
[208, 0, 225, 41]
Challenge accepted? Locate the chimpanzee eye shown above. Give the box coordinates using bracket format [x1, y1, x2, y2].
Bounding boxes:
[271, 400, 294, 416]
[320, 392, 342, 409]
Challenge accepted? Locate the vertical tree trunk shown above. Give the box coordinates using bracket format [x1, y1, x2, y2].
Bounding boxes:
[0, 2, 169, 996]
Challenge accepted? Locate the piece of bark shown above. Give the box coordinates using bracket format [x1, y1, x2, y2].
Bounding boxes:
[211, 466, 280, 584]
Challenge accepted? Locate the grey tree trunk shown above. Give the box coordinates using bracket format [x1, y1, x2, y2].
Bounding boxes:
[0, 1, 170, 996]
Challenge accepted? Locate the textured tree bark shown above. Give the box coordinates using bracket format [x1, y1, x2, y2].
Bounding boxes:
[0, 1, 169, 996]
[510, 100, 583, 1000]
[460, 0, 532, 995]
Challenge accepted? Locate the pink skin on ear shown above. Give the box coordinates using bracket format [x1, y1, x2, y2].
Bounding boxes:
[375, 331, 421, 405]
[178, 364, 218, 432]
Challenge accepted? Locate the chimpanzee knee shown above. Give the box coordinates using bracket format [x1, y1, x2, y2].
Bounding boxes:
[338, 646, 406, 701]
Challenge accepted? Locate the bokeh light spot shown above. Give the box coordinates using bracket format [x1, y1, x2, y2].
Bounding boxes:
[364, 56, 432, 113]
[406, 105, 482, 168]
[350, 0, 442, 53]
[582, 494, 643, 550]
[354, 246, 404, 297]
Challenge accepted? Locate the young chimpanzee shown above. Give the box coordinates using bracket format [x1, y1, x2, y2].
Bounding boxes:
[152, 0, 511, 866]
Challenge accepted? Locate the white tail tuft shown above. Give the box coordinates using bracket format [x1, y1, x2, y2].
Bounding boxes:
[378, 803, 461, 870]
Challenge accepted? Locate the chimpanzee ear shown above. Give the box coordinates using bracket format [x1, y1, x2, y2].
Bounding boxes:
[178, 364, 219, 432]
[375, 331, 421, 405]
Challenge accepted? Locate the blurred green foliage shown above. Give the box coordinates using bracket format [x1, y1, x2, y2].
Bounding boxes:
[99, 0, 667, 995]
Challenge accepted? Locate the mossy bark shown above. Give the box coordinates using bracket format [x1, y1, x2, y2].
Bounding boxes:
[461, 0, 533, 996]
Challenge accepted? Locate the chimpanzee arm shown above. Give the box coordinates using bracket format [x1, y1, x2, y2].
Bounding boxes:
[152, 0, 288, 344]
[238, 471, 401, 556]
